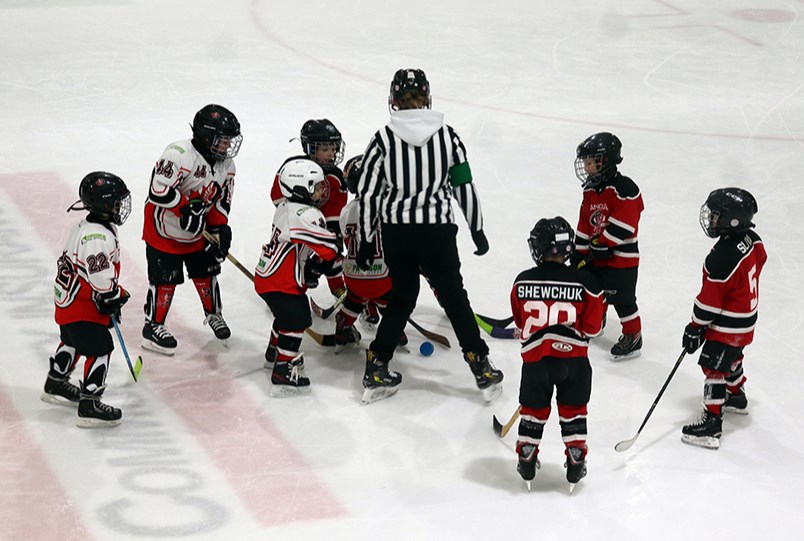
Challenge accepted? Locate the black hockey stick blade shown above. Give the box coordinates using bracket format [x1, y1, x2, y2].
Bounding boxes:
[475, 313, 515, 328]
[408, 318, 451, 349]
[475, 313, 518, 340]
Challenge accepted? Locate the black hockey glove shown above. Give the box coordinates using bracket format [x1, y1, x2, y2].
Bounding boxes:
[471, 229, 489, 256]
[204, 224, 232, 263]
[590, 237, 613, 260]
[304, 258, 325, 288]
[682, 323, 706, 354]
[179, 199, 206, 235]
[356, 240, 375, 271]
[95, 288, 130, 318]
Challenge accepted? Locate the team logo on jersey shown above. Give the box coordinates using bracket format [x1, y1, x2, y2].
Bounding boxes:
[590, 208, 607, 233]
[552, 342, 573, 353]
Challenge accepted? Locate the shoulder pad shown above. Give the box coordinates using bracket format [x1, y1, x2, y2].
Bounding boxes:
[704, 232, 759, 280]
[610, 173, 640, 199]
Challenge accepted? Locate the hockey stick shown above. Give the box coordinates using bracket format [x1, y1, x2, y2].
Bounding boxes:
[615, 349, 687, 452]
[493, 405, 521, 438]
[407, 318, 451, 349]
[310, 291, 347, 319]
[475, 313, 514, 328]
[112, 317, 143, 382]
[475, 313, 518, 340]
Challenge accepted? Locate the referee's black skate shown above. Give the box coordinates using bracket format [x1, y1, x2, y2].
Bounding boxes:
[464, 351, 503, 403]
[516, 443, 541, 492]
[76, 387, 122, 428]
[270, 356, 311, 397]
[41, 372, 80, 407]
[565, 445, 587, 494]
[142, 321, 177, 355]
[362, 350, 402, 404]
[204, 313, 231, 344]
[681, 410, 722, 449]
[610, 332, 642, 360]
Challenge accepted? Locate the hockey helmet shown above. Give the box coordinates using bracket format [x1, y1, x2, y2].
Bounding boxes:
[389, 68, 432, 111]
[574, 132, 622, 189]
[343, 154, 364, 195]
[278, 159, 325, 204]
[699, 187, 758, 238]
[192, 104, 243, 160]
[70, 171, 132, 226]
[300, 119, 344, 166]
[528, 216, 575, 265]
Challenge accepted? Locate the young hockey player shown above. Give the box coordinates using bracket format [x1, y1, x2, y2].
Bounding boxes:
[269, 119, 349, 300]
[256, 159, 341, 396]
[680, 187, 766, 449]
[512, 217, 605, 493]
[142, 104, 242, 355]
[43, 172, 132, 427]
[355, 68, 501, 404]
[573, 132, 645, 360]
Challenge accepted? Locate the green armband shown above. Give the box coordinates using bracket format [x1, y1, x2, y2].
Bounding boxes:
[449, 161, 473, 187]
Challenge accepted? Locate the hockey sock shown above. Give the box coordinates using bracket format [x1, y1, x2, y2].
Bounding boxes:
[192, 276, 221, 315]
[726, 356, 746, 394]
[82, 354, 110, 394]
[619, 310, 642, 336]
[518, 406, 550, 446]
[145, 284, 176, 324]
[49, 342, 78, 377]
[702, 367, 727, 416]
[276, 331, 304, 363]
[557, 403, 589, 449]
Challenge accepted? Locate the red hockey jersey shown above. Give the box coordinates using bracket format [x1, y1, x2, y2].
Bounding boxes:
[575, 173, 644, 269]
[54, 219, 125, 327]
[510, 262, 605, 363]
[338, 199, 392, 300]
[692, 230, 766, 347]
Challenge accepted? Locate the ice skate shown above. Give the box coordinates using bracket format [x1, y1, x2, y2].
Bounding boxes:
[610, 333, 642, 361]
[142, 321, 177, 355]
[359, 303, 381, 331]
[270, 356, 311, 397]
[723, 391, 748, 415]
[565, 445, 587, 494]
[681, 410, 722, 449]
[40, 373, 80, 407]
[464, 351, 503, 403]
[516, 443, 541, 492]
[204, 313, 231, 345]
[76, 388, 122, 428]
[334, 326, 361, 354]
[361, 350, 402, 404]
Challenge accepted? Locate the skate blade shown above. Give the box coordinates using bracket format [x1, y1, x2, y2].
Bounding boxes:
[334, 342, 358, 355]
[525, 480, 531, 492]
[263, 360, 275, 370]
[481, 382, 503, 404]
[611, 350, 642, 361]
[569, 483, 577, 495]
[76, 417, 122, 428]
[141, 339, 176, 356]
[681, 434, 720, 449]
[40, 393, 79, 408]
[396, 344, 410, 354]
[219, 338, 230, 348]
[270, 384, 312, 398]
[361, 385, 400, 404]
[723, 406, 749, 415]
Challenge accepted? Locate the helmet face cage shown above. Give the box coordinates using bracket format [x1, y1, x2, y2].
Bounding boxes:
[77, 172, 132, 226]
[699, 188, 757, 238]
[574, 133, 622, 188]
[300, 119, 344, 166]
[193, 104, 242, 160]
[389, 68, 432, 112]
[528, 217, 575, 265]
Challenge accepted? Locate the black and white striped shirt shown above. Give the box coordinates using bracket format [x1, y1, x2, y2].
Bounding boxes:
[356, 109, 484, 244]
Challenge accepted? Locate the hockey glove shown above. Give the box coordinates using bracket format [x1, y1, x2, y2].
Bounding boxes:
[204, 224, 232, 263]
[179, 198, 206, 235]
[95, 288, 130, 318]
[304, 258, 325, 288]
[356, 240, 375, 271]
[590, 237, 613, 260]
[471, 229, 489, 256]
[682, 323, 706, 354]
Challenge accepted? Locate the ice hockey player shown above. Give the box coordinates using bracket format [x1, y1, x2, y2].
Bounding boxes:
[355, 68, 501, 404]
[43, 172, 132, 427]
[269, 119, 349, 300]
[141, 104, 242, 355]
[255, 159, 341, 396]
[335, 154, 407, 352]
[573, 132, 645, 360]
[512, 217, 605, 493]
[680, 187, 766, 450]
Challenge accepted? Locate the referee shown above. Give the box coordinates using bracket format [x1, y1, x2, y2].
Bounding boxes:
[355, 68, 503, 404]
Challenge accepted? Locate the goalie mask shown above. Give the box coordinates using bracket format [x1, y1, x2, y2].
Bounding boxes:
[69, 171, 132, 226]
[192, 104, 243, 161]
[528, 216, 575, 265]
[574, 132, 622, 189]
[300, 119, 344, 166]
[699, 187, 757, 238]
[278, 159, 325, 205]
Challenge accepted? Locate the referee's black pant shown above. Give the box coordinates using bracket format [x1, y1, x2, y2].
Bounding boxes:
[370, 223, 488, 362]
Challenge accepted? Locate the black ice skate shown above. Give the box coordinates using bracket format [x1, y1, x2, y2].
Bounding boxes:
[334, 326, 361, 354]
[359, 303, 381, 331]
[40, 373, 80, 407]
[76, 388, 122, 428]
[565, 445, 587, 494]
[270, 356, 311, 397]
[517, 443, 541, 492]
[724, 391, 748, 415]
[142, 321, 178, 355]
[362, 350, 402, 404]
[264, 344, 277, 369]
[681, 410, 722, 449]
[464, 351, 503, 403]
[204, 313, 231, 344]
[610, 333, 642, 360]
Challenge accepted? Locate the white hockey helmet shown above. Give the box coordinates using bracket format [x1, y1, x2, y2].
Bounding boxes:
[278, 158, 325, 204]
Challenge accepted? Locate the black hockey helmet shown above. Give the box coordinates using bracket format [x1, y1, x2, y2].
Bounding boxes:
[574, 132, 622, 189]
[528, 216, 575, 265]
[69, 171, 132, 226]
[389, 68, 432, 111]
[343, 154, 364, 194]
[699, 187, 758, 238]
[299, 119, 344, 166]
[192, 104, 242, 160]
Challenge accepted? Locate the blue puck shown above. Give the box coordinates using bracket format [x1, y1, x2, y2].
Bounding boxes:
[419, 341, 434, 357]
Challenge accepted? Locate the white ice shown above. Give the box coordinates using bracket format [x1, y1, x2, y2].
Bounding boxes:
[1, 1, 803, 540]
